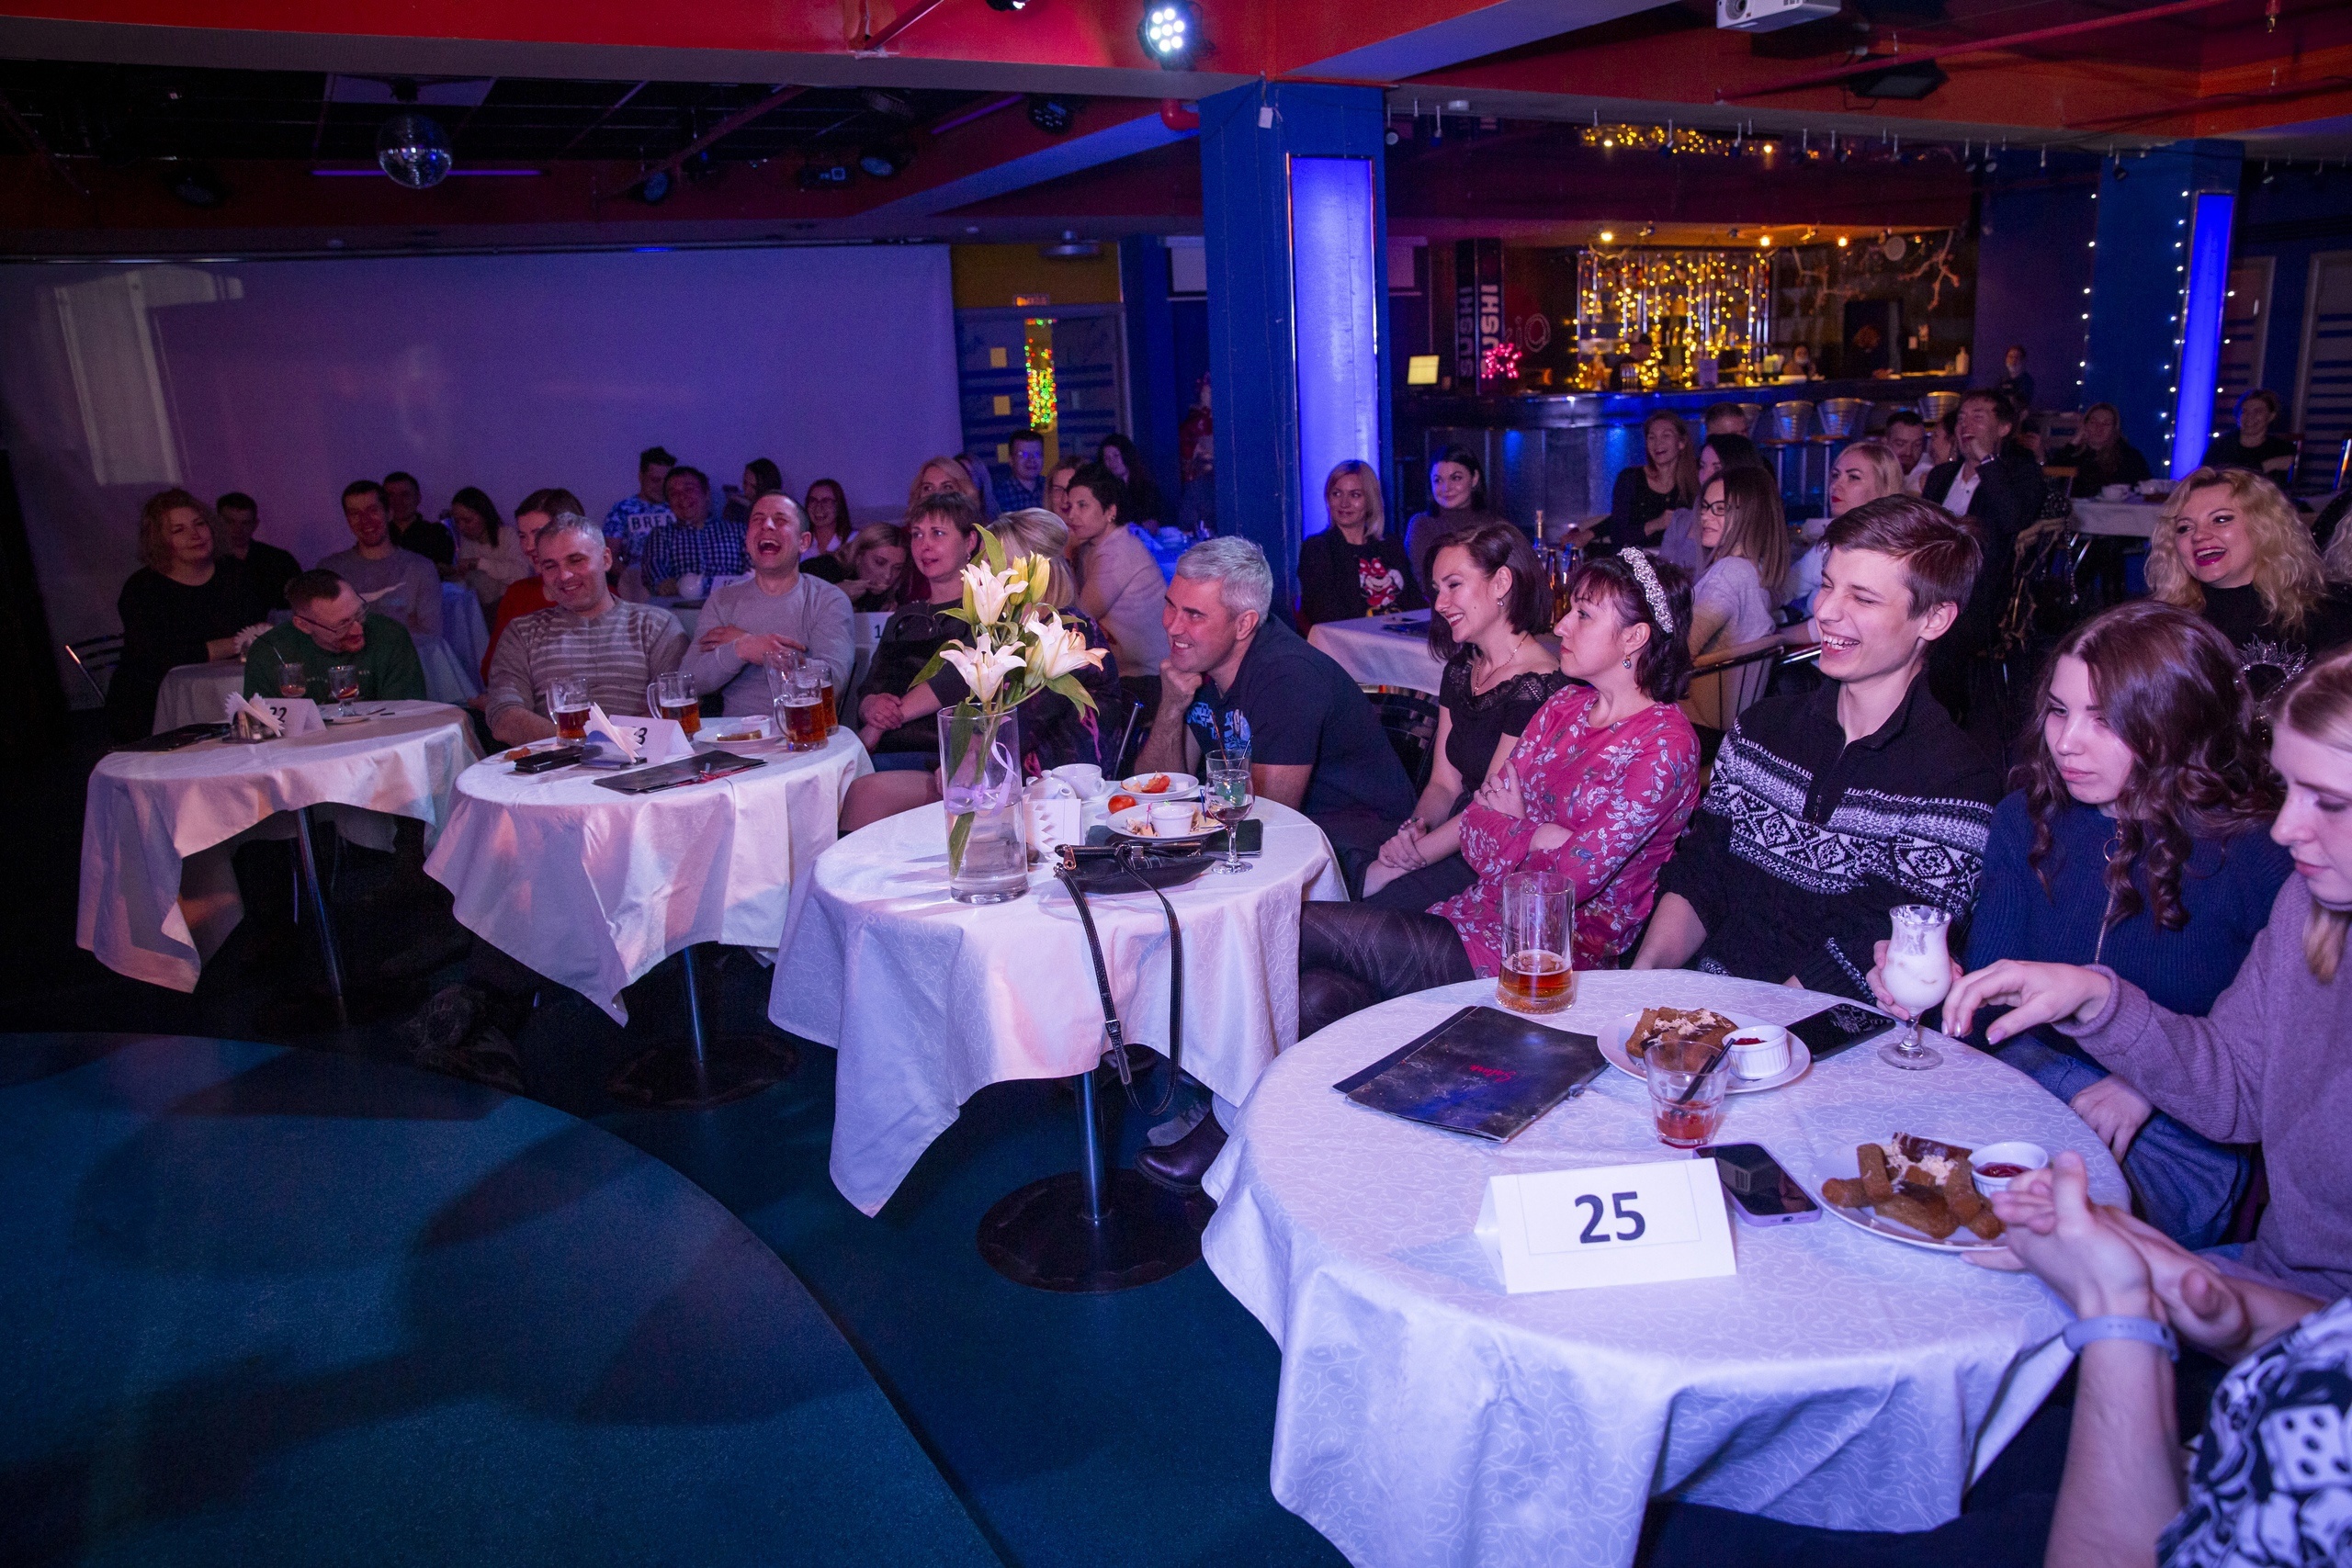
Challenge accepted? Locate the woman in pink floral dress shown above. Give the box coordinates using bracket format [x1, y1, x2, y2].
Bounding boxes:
[1298, 549, 1704, 1033]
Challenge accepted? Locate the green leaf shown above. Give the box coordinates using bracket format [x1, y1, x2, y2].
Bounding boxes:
[946, 809, 973, 874]
[1045, 671, 1097, 712]
[979, 530, 1007, 572]
[909, 651, 951, 688]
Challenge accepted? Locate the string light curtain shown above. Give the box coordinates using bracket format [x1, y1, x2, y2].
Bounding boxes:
[1575, 249, 1771, 363]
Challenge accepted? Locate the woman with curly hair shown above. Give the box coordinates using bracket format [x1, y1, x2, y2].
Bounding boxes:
[1879, 600, 2291, 1246]
[2148, 465, 2352, 702]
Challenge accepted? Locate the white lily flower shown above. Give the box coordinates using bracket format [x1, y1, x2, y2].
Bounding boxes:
[961, 561, 1023, 626]
[1026, 614, 1108, 682]
[941, 632, 1027, 705]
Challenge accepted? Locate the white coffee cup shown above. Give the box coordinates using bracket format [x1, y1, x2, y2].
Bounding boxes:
[2099, 483, 2132, 502]
[1724, 1024, 1792, 1080]
[1051, 762, 1108, 799]
[1148, 802, 1195, 836]
[677, 572, 705, 599]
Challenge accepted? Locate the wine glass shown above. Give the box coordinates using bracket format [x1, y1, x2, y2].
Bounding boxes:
[327, 663, 361, 721]
[1879, 904, 1953, 1070]
[276, 653, 309, 700]
[1204, 750, 1253, 874]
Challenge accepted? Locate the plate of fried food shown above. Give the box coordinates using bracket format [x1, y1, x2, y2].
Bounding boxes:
[1600, 1006, 1812, 1094]
[1814, 1133, 2008, 1251]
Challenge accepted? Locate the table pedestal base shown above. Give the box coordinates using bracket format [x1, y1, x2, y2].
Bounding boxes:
[978, 1068, 1210, 1293]
[607, 943, 796, 1110]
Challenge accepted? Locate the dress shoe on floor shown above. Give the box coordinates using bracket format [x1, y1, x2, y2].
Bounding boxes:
[1134, 1111, 1227, 1195]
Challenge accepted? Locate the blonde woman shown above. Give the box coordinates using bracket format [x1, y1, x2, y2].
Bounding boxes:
[1600, 411, 1697, 550]
[906, 455, 981, 512]
[1688, 466, 1789, 660]
[1297, 459, 1425, 629]
[2147, 466, 2352, 702]
[1944, 644, 2352, 1301]
[1788, 438, 1917, 615]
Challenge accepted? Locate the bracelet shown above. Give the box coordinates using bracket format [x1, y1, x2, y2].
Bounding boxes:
[2063, 1314, 2178, 1361]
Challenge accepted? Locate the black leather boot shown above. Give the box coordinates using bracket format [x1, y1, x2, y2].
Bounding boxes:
[1134, 1111, 1227, 1194]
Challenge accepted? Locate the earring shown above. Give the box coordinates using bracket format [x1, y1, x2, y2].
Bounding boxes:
[1623, 655, 1633, 669]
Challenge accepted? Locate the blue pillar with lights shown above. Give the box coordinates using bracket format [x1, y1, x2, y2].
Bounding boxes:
[2079, 141, 2244, 478]
[1198, 81, 1391, 611]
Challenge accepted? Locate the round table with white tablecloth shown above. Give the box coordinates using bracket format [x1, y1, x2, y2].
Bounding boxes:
[1306, 614, 1446, 694]
[1202, 967, 2125, 1568]
[78, 700, 481, 992]
[426, 728, 869, 1024]
[153, 632, 480, 734]
[772, 798, 1348, 1216]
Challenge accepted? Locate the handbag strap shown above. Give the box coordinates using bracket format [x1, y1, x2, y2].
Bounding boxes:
[1055, 849, 1184, 1117]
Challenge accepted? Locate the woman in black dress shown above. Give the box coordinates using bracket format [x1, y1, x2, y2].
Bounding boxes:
[1296, 460, 1426, 630]
[107, 489, 272, 741]
[2204, 389, 2299, 479]
[1401, 446, 1509, 587]
[1598, 410, 1697, 550]
[2050, 402, 2154, 497]
[1095, 434, 1166, 528]
[1362, 520, 1566, 909]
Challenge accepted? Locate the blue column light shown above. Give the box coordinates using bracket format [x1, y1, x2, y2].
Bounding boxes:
[2170, 190, 2235, 479]
[1289, 155, 1381, 538]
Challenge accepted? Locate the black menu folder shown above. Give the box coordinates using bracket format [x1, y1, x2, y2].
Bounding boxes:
[1333, 1005, 1607, 1143]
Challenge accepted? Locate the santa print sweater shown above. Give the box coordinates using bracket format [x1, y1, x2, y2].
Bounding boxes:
[2063, 874, 2352, 1301]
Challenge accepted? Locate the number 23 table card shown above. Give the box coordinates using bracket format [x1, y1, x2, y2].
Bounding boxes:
[1475, 1159, 1736, 1294]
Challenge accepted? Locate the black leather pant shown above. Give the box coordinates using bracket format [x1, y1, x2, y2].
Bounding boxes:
[1298, 902, 1475, 1041]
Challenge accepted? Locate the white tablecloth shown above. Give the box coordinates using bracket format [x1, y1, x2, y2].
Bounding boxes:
[773, 799, 1349, 1215]
[2069, 499, 2163, 537]
[426, 729, 871, 1022]
[78, 701, 481, 991]
[1307, 616, 1445, 694]
[152, 659, 247, 733]
[1203, 967, 2125, 1568]
[439, 581, 490, 672]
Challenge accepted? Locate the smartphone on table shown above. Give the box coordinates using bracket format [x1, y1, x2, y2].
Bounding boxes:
[1787, 1001, 1898, 1061]
[1700, 1143, 1821, 1226]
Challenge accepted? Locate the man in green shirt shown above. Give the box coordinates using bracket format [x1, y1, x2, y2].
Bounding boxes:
[242, 569, 427, 703]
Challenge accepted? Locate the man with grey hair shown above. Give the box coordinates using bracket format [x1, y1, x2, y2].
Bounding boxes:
[484, 513, 687, 745]
[1133, 535, 1416, 1190]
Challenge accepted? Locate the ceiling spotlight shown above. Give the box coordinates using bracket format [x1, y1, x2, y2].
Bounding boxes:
[1727, 227, 1740, 240]
[375, 110, 452, 189]
[858, 143, 912, 179]
[1844, 60, 1948, 101]
[986, 0, 1028, 8]
[639, 167, 673, 205]
[1640, 222, 1656, 238]
[1139, 2, 1204, 70]
[1599, 230, 1615, 243]
[1042, 230, 1100, 258]
[1836, 234, 1849, 248]
[1027, 95, 1083, 136]
[860, 89, 915, 118]
[165, 163, 229, 209]
[1758, 233, 1773, 248]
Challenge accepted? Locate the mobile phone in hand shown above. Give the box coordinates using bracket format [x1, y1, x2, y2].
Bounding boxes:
[1701, 1143, 1821, 1226]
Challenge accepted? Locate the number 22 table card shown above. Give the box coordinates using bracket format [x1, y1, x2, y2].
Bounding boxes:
[1475, 1159, 1736, 1294]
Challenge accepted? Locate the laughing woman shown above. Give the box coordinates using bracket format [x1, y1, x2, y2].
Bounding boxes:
[2148, 465, 2352, 703]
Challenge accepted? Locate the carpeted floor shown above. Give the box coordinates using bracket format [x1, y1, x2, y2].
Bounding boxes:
[13, 717, 1349, 1567]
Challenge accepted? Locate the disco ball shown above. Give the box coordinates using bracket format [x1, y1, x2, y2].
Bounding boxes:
[376, 111, 452, 189]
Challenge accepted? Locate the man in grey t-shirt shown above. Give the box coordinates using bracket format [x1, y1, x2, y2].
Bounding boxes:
[681, 491, 854, 718]
[316, 479, 445, 640]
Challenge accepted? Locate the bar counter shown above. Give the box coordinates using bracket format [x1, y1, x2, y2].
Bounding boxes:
[1397, 373, 1971, 532]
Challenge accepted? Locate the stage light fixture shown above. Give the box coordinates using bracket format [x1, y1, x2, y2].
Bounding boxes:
[986, 0, 1028, 9]
[376, 110, 452, 189]
[639, 167, 673, 205]
[1139, 2, 1204, 70]
[1845, 60, 1947, 100]
[1599, 230, 1614, 243]
[861, 89, 915, 118]
[1027, 96, 1082, 136]
[858, 143, 912, 179]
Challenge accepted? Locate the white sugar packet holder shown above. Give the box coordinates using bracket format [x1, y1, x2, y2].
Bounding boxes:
[578, 704, 694, 767]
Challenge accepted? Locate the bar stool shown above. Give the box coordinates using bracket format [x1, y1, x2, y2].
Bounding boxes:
[1920, 390, 1962, 424]
[1734, 401, 1765, 433]
[1816, 399, 1869, 439]
[1760, 400, 1822, 516]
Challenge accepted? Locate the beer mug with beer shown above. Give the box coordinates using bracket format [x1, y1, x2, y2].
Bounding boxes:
[549, 677, 591, 742]
[646, 670, 700, 738]
[1497, 870, 1575, 1014]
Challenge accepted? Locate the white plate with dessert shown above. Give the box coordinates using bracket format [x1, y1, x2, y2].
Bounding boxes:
[1599, 1006, 1812, 1094]
[1107, 802, 1221, 844]
[1807, 1134, 2028, 1253]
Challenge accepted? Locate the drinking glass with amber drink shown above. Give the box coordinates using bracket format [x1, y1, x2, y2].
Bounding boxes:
[646, 670, 700, 738]
[778, 667, 825, 750]
[1497, 870, 1575, 1014]
[550, 676, 590, 741]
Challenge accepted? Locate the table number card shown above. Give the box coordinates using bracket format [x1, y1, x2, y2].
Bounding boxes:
[1475, 1159, 1736, 1294]
[257, 697, 323, 737]
[602, 716, 695, 764]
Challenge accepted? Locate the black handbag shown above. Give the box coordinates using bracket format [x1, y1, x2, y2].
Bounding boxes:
[1053, 840, 1216, 1115]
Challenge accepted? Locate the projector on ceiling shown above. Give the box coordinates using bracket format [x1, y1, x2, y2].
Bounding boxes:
[1717, 0, 1842, 30]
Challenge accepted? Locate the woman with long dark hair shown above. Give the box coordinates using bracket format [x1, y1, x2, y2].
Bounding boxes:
[853, 493, 988, 772]
[1874, 600, 2290, 1247]
[448, 486, 532, 608]
[1687, 466, 1789, 662]
[1362, 520, 1565, 907]
[1598, 410, 1698, 551]
[799, 478, 852, 582]
[1298, 548, 1702, 1034]
[1095, 434, 1166, 527]
[1402, 446, 1506, 589]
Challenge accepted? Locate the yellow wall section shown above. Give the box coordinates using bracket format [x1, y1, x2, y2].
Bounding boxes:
[950, 244, 1123, 310]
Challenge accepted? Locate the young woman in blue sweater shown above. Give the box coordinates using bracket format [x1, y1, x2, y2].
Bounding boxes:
[1960, 600, 2290, 1246]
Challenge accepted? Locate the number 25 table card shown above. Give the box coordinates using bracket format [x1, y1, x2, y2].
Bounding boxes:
[1475, 1159, 1736, 1294]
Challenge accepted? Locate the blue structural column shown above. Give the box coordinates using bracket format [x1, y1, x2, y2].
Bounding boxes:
[1119, 235, 1183, 502]
[1198, 82, 1391, 609]
[2080, 141, 2244, 478]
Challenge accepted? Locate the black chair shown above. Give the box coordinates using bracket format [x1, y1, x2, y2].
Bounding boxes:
[1362, 683, 1440, 794]
[65, 634, 122, 704]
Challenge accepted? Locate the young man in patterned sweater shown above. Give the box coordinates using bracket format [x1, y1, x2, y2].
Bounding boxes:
[1634, 494, 2001, 999]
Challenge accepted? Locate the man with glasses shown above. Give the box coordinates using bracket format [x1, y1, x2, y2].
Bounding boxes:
[241, 569, 426, 702]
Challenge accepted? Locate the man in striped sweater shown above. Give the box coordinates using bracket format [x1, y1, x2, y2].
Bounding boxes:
[485, 514, 688, 746]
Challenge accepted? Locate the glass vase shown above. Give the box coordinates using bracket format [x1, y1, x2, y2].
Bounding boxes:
[940, 704, 1027, 904]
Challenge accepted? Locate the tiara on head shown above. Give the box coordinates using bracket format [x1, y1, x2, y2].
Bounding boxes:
[1616, 547, 1675, 636]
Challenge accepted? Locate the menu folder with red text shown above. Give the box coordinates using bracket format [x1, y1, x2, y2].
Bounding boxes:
[1333, 1006, 1606, 1143]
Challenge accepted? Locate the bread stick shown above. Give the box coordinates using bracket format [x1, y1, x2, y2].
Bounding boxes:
[1859, 1144, 1896, 1204]
[1875, 1192, 1961, 1240]
[1820, 1177, 1871, 1209]
[1943, 1163, 1988, 1224]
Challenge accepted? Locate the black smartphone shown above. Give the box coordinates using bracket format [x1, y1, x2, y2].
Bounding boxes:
[1202, 818, 1263, 855]
[1788, 1001, 1898, 1061]
[513, 746, 587, 774]
[1702, 1143, 1821, 1226]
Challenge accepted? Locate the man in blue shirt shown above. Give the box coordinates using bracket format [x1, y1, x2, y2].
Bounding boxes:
[604, 445, 676, 568]
[990, 428, 1047, 514]
[642, 465, 748, 594]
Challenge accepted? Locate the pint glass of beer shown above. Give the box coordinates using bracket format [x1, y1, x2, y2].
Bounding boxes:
[647, 671, 700, 738]
[550, 677, 591, 741]
[1497, 870, 1575, 1014]
[778, 668, 825, 751]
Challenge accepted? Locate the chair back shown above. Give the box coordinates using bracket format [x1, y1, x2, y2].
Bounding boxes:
[2041, 410, 2085, 450]
[65, 634, 124, 704]
[1361, 683, 1441, 795]
[1680, 634, 1781, 734]
[1762, 401, 1815, 445]
[1816, 399, 1868, 438]
[1919, 390, 1962, 424]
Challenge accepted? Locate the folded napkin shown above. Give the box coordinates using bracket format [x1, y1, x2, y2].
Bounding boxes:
[224, 692, 284, 735]
[583, 702, 639, 763]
